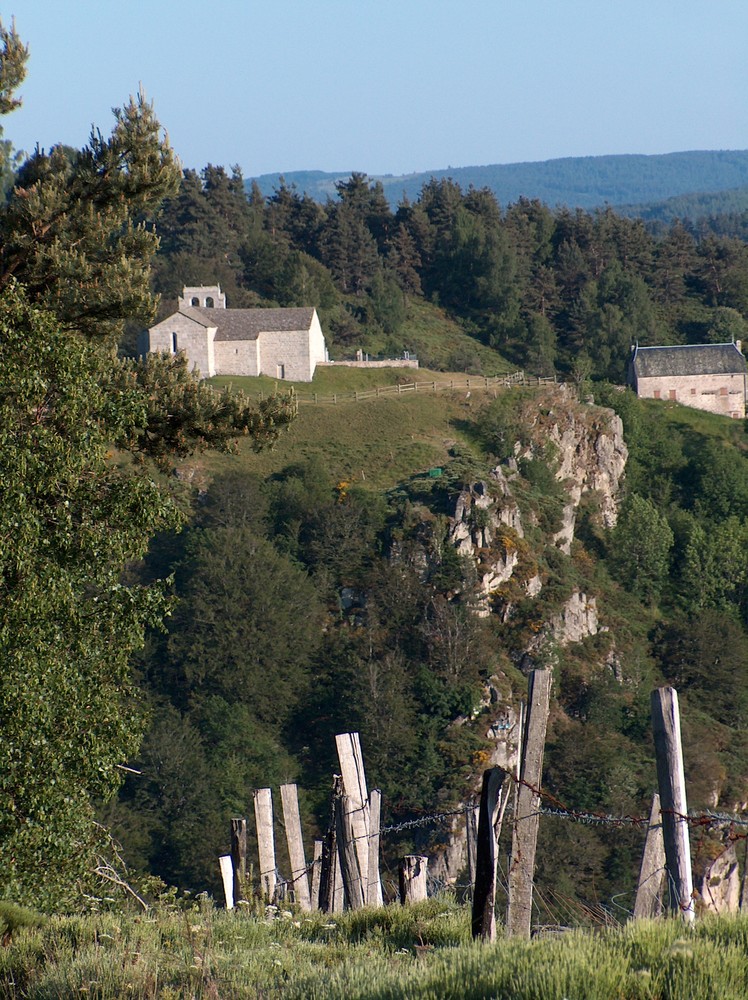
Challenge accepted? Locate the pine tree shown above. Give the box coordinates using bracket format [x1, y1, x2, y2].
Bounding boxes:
[0, 22, 295, 908]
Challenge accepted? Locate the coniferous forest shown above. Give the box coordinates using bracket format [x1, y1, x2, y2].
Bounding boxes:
[150, 165, 748, 385]
[3, 17, 748, 960]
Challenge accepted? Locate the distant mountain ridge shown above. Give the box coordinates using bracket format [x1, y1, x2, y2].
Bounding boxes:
[249, 150, 748, 214]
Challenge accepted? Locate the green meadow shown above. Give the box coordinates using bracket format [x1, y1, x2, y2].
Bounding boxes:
[4, 899, 748, 999]
[201, 367, 517, 491]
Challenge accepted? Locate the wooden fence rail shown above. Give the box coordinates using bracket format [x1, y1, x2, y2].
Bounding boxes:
[249, 371, 559, 406]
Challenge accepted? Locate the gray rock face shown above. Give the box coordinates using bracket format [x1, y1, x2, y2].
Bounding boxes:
[447, 391, 627, 594]
[449, 475, 523, 614]
[548, 402, 628, 554]
[550, 591, 598, 646]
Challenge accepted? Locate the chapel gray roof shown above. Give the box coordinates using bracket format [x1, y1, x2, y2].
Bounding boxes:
[632, 343, 747, 378]
[179, 306, 315, 342]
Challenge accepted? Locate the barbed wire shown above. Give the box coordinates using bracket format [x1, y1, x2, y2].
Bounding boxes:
[379, 807, 468, 835]
[370, 773, 748, 839]
[247, 771, 748, 904]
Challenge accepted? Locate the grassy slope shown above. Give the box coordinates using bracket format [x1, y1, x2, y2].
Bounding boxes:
[202, 369, 516, 491]
[640, 395, 748, 452]
[394, 298, 516, 375]
[231, 299, 514, 381]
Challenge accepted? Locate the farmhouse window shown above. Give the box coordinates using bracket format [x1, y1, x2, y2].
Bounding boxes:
[669, 390, 676, 400]
[720, 386, 728, 396]
[171, 332, 177, 353]
[654, 389, 661, 399]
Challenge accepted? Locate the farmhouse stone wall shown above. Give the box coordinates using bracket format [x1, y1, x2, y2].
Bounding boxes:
[213, 339, 260, 377]
[636, 372, 746, 419]
[147, 313, 216, 377]
[319, 359, 420, 369]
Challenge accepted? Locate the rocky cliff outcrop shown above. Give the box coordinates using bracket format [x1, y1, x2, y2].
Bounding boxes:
[447, 387, 627, 606]
[546, 393, 628, 553]
[432, 388, 628, 885]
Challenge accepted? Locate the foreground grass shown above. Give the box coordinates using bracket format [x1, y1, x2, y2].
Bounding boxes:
[4, 899, 748, 999]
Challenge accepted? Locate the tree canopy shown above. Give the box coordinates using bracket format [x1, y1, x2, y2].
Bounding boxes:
[0, 21, 294, 908]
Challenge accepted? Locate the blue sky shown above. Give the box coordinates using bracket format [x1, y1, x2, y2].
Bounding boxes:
[4, 0, 747, 178]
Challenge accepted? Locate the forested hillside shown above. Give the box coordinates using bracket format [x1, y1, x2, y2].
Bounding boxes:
[624, 186, 748, 230]
[151, 166, 748, 386]
[250, 149, 748, 212]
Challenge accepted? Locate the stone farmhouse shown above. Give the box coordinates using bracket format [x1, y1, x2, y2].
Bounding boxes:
[628, 341, 748, 419]
[140, 285, 328, 381]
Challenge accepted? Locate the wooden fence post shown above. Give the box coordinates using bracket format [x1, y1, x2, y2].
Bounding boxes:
[506, 668, 552, 939]
[219, 855, 234, 910]
[651, 687, 695, 923]
[253, 787, 276, 903]
[230, 817, 247, 904]
[332, 842, 344, 911]
[399, 856, 428, 904]
[311, 840, 323, 910]
[335, 792, 365, 909]
[633, 792, 666, 919]
[741, 839, 748, 914]
[466, 803, 478, 895]
[318, 776, 344, 913]
[335, 733, 371, 903]
[367, 788, 383, 907]
[318, 832, 335, 913]
[280, 783, 312, 911]
[472, 768, 510, 941]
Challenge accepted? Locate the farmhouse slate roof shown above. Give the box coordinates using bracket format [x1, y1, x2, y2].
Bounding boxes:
[179, 306, 316, 342]
[632, 343, 747, 378]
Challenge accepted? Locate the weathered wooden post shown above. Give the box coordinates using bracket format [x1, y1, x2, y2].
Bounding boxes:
[280, 783, 312, 911]
[465, 801, 479, 896]
[318, 832, 335, 913]
[311, 840, 323, 910]
[230, 817, 247, 904]
[335, 792, 365, 909]
[253, 787, 277, 903]
[319, 776, 345, 913]
[332, 843, 344, 911]
[472, 767, 510, 941]
[335, 733, 371, 903]
[367, 788, 383, 907]
[650, 687, 695, 923]
[219, 855, 234, 910]
[701, 843, 740, 914]
[399, 856, 428, 904]
[633, 793, 666, 919]
[506, 668, 552, 939]
[740, 839, 748, 915]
